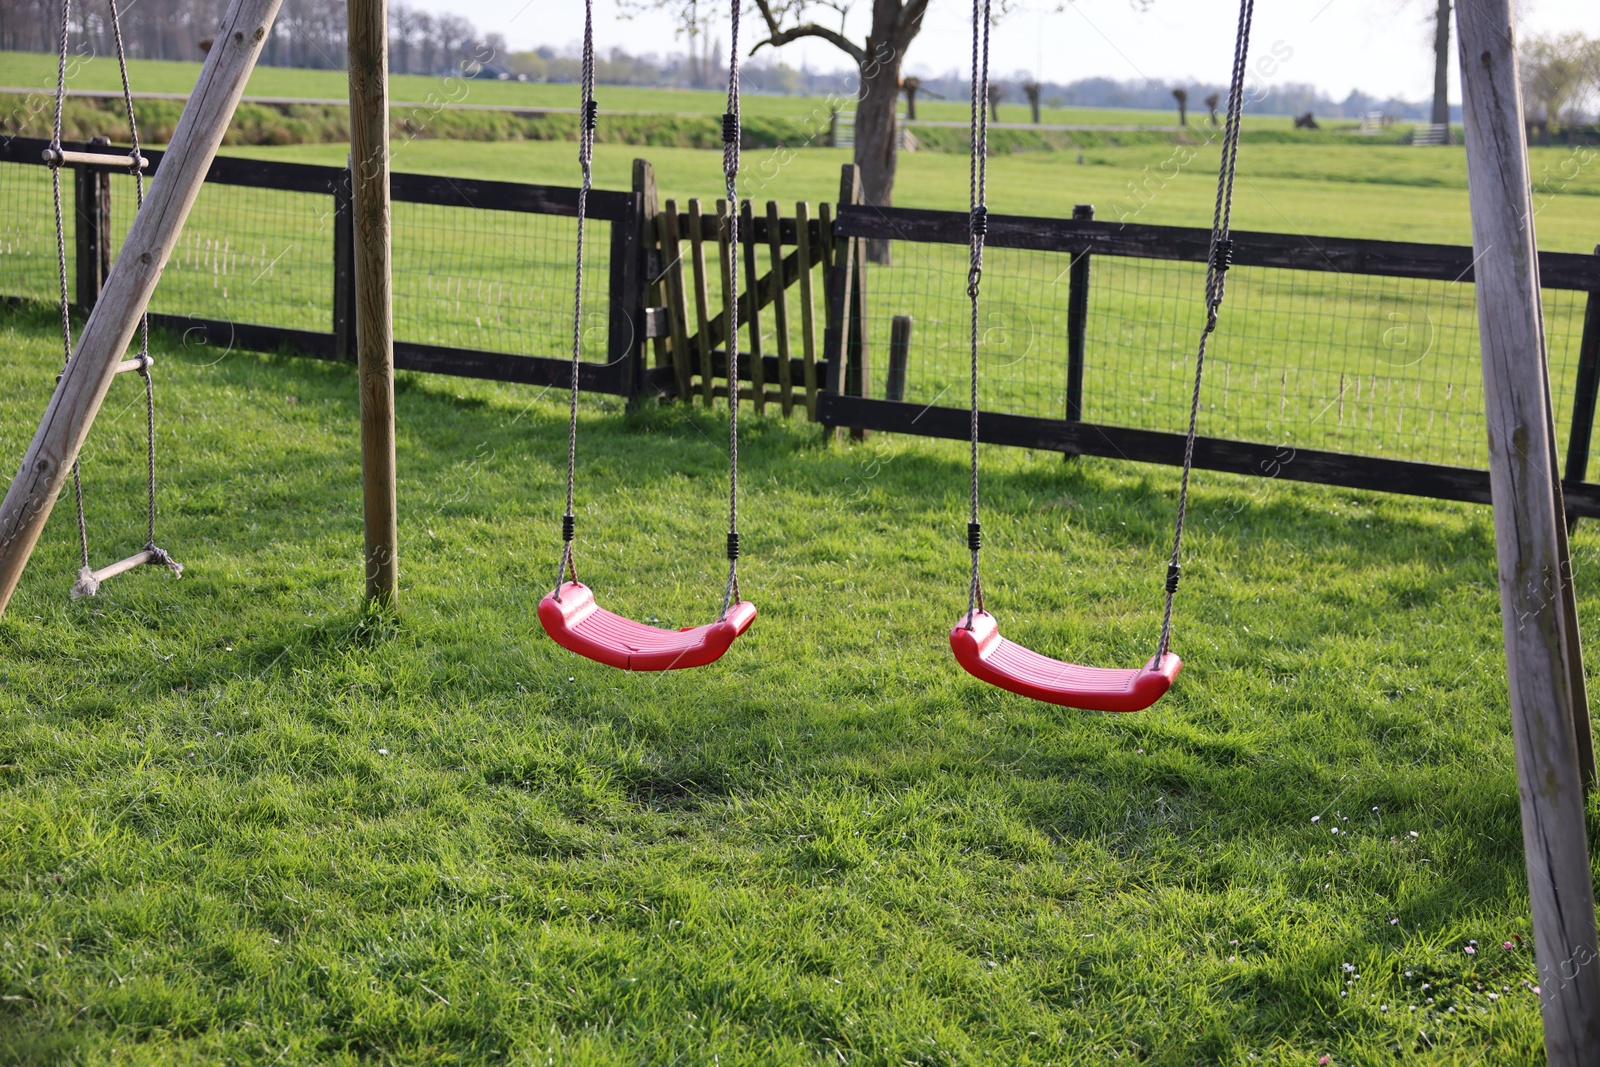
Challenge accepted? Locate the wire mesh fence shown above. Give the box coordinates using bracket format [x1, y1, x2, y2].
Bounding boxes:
[859, 239, 1598, 472]
[0, 156, 612, 366]
[3, 146, 1598, 491]
[390, 200, 608, 363]
[0, 161, 66, 306]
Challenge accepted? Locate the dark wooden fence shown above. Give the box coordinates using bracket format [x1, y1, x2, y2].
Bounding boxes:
[3, 145, 1599, 517]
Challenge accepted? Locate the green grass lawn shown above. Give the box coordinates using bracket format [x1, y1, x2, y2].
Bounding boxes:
[2, 45, 1599, 1063]
[0, 293, 1588, 1064]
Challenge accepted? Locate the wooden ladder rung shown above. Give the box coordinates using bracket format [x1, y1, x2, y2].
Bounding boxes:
[92, 548, 162, 584]
[115, 355, 154, 375]
[43, 147, 149, 170]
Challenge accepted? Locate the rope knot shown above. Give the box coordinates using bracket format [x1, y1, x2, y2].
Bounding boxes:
[1165, 562, 1181, 594]
[583, 100, 598, 132]
[726, 532, 741, 561]
[970, 206, 988, 239]
[562, 514, 575, 542]
[967, 522, 982, 552]
[721, 112, 738, 144]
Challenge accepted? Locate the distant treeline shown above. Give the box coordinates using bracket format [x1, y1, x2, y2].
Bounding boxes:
[0, 1, 508, 76]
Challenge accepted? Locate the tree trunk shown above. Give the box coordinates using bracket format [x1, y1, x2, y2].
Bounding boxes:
[854, 44, 903, 265]
[1431, 0, 1452, 145]
[905, 88, 917, 120]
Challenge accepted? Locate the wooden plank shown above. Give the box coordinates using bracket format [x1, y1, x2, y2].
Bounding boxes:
[815, 392, 1600, 517]
[687, 198, 715, 407]
[0, 0, 286, 619]
[766, 201, 794, 416]
[393, 340, 632, 393]
[659, 199, 694, 404]
[685, 246, 805, 357]
[794, 200, 819, 420]
[349, 0, 398, 607]
[740, 199, 766, 415]
[831, 202, 1600, 292]
[1457, 3, 1600, 1058]
[817, 202, 835, 273]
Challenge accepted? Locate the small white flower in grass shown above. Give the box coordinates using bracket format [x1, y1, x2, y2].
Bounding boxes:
[1534, 986, 1542, 994]
[1488, 993, 1499, 1001]
[1409, 831, 1419, 838]
[1342, 963, 1356, 973]
[1389, 918, 1398, 925]
[1229, 956, 1237, 963]
[1381, 1005, 1388, 1012]
[1311, 815, 1321, 823]
[1422, 983, 1430, 990]
[378, 748, 389, 756]
[1409, 1005, 1417, 1012]
[1504, 941, 1515, 950]
[1465, 946, 1476, 955]
[1331, 827, 1339, 835]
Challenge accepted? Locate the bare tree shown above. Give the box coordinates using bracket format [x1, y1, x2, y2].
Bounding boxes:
[1171, 87, 1187, 126]
[986, 81, 1004, 121]
[901, 75, 921, 120]
[1023, 79, 1042, 124]
[1203, 90, 1220, 126]
[1428, 0, 1452, 144]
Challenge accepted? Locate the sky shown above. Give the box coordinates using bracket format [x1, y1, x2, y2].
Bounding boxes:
[494, 0, 1594, 104]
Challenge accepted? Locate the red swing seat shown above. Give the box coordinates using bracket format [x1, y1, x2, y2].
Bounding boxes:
[950, 611, 1180, 712]
[539, 581, 756, 671]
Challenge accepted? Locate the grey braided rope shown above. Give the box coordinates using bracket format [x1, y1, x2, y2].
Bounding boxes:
[719, 0, 743, 620]
[1156, 0, 1254, 660]
[555, 0, 597, 600]
[963, 0, 992, 628]
[48, 0, 92, 580]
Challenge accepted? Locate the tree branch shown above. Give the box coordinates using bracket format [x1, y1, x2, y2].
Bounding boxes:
[750, 0, 868, 66]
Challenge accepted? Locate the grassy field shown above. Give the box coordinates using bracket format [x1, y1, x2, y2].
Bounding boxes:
[0, 292, 1586, 1064]
[0, 56, 1599, 1065]
[0, 49, 1248, 129]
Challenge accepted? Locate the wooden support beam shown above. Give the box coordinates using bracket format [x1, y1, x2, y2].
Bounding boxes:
[0, 0, 283, 620]
[348, 0, 398, 608]
[1457, 2, 1600, 1060]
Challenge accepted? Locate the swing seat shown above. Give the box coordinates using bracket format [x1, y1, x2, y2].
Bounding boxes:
[539, 581, 756, 671]
[950, 611, 1180, 712]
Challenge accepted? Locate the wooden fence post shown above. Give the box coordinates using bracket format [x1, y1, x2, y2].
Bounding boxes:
[609, 187, 645, 401]
[633, 159, 666, 404]
[659, 200, 693, 403]
[1457, 1, 1600, 1060]
[794, 201, 820, 420]
[821, 166, 860, 443]
[332, 162, 356, 361]
[846, 210, 870, 442]
[740, 200, 766, 414]
[686, 198, 715, 407]
[348, 0, 398, 608]
[766, 200, 794, 416]
[1562, 247, 1600, 509]
[0, 0, 285, 620]
[73, 136, 113, 314]
[886, 315, 911, 402]
[1066, 203, 1094, 423]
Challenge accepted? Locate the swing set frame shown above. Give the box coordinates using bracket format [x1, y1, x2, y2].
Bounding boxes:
[0, 0, 1594, 1056]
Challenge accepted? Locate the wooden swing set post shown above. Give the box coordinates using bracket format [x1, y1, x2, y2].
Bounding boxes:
[0, 0, 283, 621]
[348, 0, 399, 608]
[1457, 0, 1600, 1060]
